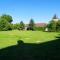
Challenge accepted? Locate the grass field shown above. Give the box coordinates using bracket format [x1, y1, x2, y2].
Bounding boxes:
[0, 30, 59, 49]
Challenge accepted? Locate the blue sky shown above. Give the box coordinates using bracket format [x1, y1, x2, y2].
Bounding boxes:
[0, 0, 60, 24]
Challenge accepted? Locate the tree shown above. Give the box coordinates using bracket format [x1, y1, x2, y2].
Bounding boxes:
[48, 14, 60, 32]
[48, 20, 57, 32]
[52, 14, 58, 19]
[0, 14, 13, 31]
[20, 21, 25, 30]
[28, 19, 35, 30]
[0, 14, 13, 23]
[13, 23, 20, 30]
[0, 19, 12, 31]
[56, 20, 60, 31]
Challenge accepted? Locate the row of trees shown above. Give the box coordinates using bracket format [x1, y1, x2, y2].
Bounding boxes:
[0, 14, 35, 31]
[0, 14, 60, 32]
[13, 19, 35, 30]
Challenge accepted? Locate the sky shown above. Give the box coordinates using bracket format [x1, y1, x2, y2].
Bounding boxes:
[0, 0, 60, 24]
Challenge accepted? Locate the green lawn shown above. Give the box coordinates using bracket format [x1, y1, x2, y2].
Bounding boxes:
[0, 30, 59, 49]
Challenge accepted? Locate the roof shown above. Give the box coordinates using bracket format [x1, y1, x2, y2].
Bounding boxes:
[25, 23, 47, 27]
[35, 23, 47, 27]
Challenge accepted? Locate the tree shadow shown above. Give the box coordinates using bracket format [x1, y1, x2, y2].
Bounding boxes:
[0, 36, 60, 60]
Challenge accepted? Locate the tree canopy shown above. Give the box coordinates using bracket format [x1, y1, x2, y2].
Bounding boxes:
[52, 14, 58, 19]
[28, 19, 35, 30]
[0, 14, 13, 31]
[20, 21, 25, 30]
[0, 14, 13, 23]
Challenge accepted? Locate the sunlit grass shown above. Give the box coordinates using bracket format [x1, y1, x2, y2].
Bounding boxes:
[0, 30, 59, 49]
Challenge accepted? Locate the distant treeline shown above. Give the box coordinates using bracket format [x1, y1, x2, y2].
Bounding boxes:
[0, 14, 60, 32]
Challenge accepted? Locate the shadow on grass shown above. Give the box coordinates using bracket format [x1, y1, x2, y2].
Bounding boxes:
[0, 36, 60, 60]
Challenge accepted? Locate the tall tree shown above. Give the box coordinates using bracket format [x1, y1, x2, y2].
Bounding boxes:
[20, 21, 25, 30]
[13, 23, 20, 30]
[56, 20, 60, 31]
[0, 14, 13, 31]
[48, 20, 58, 32]
[52, 14, 58, 19]
[0, 14, 13, 23]
[48, 14, 60, 32]
[0, 19, 12, 31]
[28, 19, 35, 30]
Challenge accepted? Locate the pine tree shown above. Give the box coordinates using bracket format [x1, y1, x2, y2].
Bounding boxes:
[20, 21, 25, 30]
[28, 19, 35, 30]
[52, 14, 58, 19]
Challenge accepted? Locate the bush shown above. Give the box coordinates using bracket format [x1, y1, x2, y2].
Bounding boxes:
[34, 27, 45, 31]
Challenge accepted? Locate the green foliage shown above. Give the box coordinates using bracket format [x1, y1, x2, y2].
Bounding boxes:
[1, 14, 13, 23]
[28, 19, 35, 30]
[56, 20, 60, 31]
[48, 14, 60, 32]
[48, 19, 60, 32]
[35, 27, 45, 31]
[0, 14, 13, 31]
[48, 20, 57, 32]
[52, 14, 58, 19]
[13, 23, 20, 30]
[0, 19, 12, 31]
[20, 21, 25, 30]
[0, 14, 59, 32]
[12, 21, 25, 30]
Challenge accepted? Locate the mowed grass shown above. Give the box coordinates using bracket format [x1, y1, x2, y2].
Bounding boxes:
[0, 30, 59, 49]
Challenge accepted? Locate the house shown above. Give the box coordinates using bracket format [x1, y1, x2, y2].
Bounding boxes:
[35, 23, 47, 27]
[25, 23, 47, 30]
